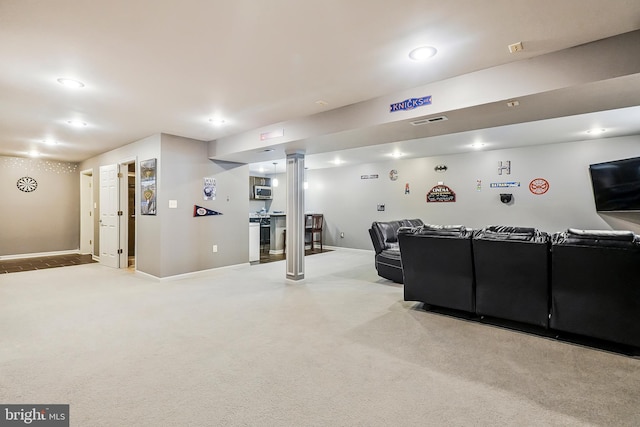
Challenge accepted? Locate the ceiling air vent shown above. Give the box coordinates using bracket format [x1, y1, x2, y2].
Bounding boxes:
[410, 116, 448, 126]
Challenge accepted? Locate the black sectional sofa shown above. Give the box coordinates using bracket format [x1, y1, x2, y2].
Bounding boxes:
[473, 226, 551, 328]
[368, 219, 423, 283]
[398, 224, 475, 312]
[550, 228, 640, 348]
[396, 224, 640, 351]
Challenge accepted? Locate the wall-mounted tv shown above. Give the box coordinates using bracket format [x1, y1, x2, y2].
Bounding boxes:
[589, 156, 640, 212]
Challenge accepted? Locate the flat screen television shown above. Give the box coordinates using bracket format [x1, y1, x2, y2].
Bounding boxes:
[589, 156, 640, 212]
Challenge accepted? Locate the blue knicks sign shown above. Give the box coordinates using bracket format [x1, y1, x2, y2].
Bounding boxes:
[390, 95, 432, 112]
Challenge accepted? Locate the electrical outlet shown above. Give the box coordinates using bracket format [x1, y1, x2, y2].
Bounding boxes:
[212, 245, 218, 253]
[508, 42, 523, 53]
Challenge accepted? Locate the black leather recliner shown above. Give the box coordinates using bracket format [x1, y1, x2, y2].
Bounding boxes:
[550, 228, 640, 348]
[368, 219, 424, 283]
[473, 226, 551, 327]
[399, 224, 475, 312]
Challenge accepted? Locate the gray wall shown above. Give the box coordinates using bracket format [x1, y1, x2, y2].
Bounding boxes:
[159, 134, 249, 277]
[304, 135, 640, 250]
[0, 156, 79, 256]
[80, 134, 162, 275]
[79, 133, 249, 278]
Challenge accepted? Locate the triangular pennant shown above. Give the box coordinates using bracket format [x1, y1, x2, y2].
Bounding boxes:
[193, 205, 223, 217]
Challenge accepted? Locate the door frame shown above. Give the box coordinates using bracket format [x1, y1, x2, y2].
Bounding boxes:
[119, 157, 137, 270]
[80, 168, 95, 258]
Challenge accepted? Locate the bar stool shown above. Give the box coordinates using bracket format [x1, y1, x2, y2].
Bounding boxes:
[305, 214, 324, 251]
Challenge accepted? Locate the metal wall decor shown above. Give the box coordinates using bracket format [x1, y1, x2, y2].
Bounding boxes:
[389, 169, 398, 181]
[434, 165, 448, 173]
[16, 176, 37, 192]
[498, 161, 511, 175]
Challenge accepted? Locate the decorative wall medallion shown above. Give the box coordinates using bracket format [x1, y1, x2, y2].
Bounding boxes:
[434, 164, 448, 173]
[529, 178, 550, 195]
[16, 176, 38, 192]
[389, 169, 398, 181]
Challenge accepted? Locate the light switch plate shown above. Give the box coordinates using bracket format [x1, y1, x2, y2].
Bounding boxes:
[169, 200, 178, 208]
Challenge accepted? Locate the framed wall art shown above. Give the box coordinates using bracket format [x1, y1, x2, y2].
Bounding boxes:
[140, 158, 157, 215]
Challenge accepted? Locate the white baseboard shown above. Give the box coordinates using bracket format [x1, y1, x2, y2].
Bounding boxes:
[136, 262, 251, 282]
[0, 249, 80, 261]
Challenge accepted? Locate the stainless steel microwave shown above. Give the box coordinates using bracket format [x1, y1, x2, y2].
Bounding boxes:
[254, 185, 272, 199]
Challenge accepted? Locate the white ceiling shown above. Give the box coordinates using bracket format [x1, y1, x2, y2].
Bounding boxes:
[1, 0, 639, 172]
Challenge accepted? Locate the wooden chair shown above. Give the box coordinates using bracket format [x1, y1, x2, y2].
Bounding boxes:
[305, 214, 324, 251]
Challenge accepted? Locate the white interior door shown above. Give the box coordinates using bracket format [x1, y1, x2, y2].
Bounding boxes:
[100, 164, 119, 268]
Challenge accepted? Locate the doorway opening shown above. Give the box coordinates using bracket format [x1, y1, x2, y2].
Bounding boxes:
[127, 163, 136, 269]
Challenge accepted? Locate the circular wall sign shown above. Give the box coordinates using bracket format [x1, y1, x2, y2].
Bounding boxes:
[389, 169, 398, 181]
[529, 178, 549, 195]
[17, 176, 38, 192]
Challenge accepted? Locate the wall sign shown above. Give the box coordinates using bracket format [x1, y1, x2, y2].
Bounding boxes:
[194, 205, 223, 217]
[434, 165, 448, 173]
[390, 95, 432, 112]
[490, 182, 521, 188]
[427, 184, 456, 203]
[529, 178, 550, 195]
[260, 129, 284, 141]
[203, 177, 216, 200]
[360, 174, 379, 180]
[389, 169, 398, 181]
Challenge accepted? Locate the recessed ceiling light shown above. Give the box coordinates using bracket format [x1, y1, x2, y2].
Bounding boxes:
[331, 158, 343, 165]
[29, 150, 40, 157]
[586, 128, 606, 135]
[209, 118, 226, 126]
[42, 139, 58, 145]
[67, 120, 87, 127]
[408, 46, 437, 61]
[390, 151, 404, 158]
[57, 78, 85, 89]
[470, 143, 486, 149]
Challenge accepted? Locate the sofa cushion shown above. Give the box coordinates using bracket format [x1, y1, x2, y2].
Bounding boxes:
[553, 228, 640, 249]
[417, 224, 469, 237]
[475, 225, 546, 242]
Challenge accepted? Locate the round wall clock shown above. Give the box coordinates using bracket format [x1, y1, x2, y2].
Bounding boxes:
[17, 176, 38, 192]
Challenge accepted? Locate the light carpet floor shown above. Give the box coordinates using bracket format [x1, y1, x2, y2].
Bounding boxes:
[0, 249, 638, 426]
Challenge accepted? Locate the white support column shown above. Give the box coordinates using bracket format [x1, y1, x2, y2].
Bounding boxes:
[285, 151, 305, 281]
